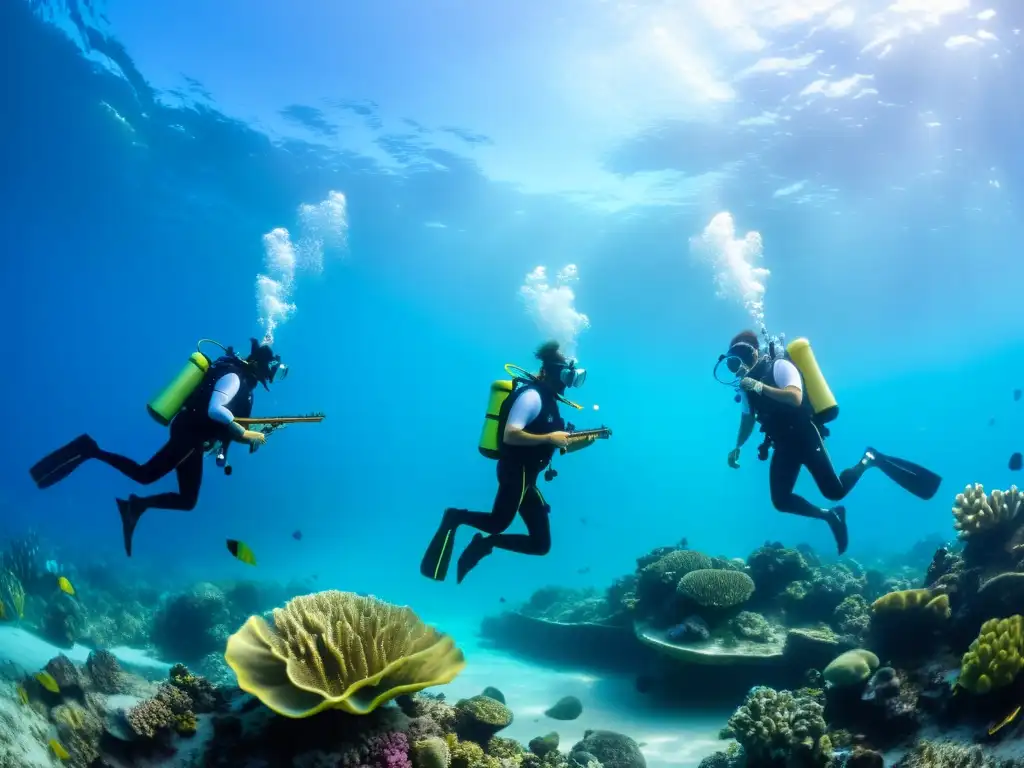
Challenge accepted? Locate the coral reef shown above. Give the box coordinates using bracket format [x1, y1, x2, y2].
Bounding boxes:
[85, 649, 122, 695]
[454, 695, 513, 743]
[571, 730, 646, 768]
[151, 581, 231, 662]
[746, 543, 813, 599]
[729, 612, 775, 643]
[953, 484, 1021, 539]
[722, 686, 830, 768]
[225, 590, 466, 717]
[958, 615, 1023, 694]
[677, 569, 755, 609]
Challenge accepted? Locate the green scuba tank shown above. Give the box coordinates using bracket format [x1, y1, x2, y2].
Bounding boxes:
[147, 351, 211, 426]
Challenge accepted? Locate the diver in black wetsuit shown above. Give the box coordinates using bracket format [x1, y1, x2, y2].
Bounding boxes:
[29, 339, 287, 556]
[420, 341, 598, 584]
[724, 329, 941, 555]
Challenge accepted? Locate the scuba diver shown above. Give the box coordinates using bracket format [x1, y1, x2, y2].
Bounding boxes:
[720, 329, 941, 555]
[420, 341, 601, 584]
[29, 339, 287, 557]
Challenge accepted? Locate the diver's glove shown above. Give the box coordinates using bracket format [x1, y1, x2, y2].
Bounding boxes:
[739, 378, 763, 394]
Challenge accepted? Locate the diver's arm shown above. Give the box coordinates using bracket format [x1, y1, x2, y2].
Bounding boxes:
[736, 412, 756, 448]
[208, 374, 247, 438]
[503, 389, 554, 446]
[757, 359, 804, 408]
[759, 384, 803, 408]
[504, 428, 560, 447]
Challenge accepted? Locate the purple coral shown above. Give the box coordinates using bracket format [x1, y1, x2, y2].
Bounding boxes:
[367, 731, 412, 768]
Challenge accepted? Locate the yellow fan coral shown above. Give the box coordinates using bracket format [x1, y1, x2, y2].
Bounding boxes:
[959, 615, 1024, 694]
[953, 484, 1022, 538]
[224, 590, 465, 718]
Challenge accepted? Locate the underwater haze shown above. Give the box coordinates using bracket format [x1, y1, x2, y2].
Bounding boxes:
[2, 0, 1024, 765]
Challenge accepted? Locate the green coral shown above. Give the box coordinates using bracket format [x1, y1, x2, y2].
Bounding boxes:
[728, 611, 775, 643]
[455, 695, 513, 743]
[833, 595, 870, 637]
[725, 686, 830, 767]
[445, 733, 501, 768]
[896, 739, 1014, 768]
[678, 569, 755, 609]
[959, 615, 1024, 694]
[413, 737, 451, 768]
[487, 737, 525, 764]
[644, 550, 714, 581]
[823, 649, 879, 687]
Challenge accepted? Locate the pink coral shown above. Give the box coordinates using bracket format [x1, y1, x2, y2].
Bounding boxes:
[368, 731, 412, 768]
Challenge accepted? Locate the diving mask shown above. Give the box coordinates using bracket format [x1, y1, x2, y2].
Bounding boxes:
[714, 342, 757, 385]
[557, 359, 587, 389]
[267, 358, 289, 384]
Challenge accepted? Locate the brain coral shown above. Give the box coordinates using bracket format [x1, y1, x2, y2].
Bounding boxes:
[225, 590, 465, 718]
[677, 569, 755, 609]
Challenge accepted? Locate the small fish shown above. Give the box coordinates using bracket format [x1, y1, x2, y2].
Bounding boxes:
[1011, 453, 1023, 472]
[577, 567, 590, 575]
[292, 530, 302, 541]
[580, 517, 587, 525]
[57, 576, 75, 596]
[226, 539, 257, 566]
[49, 739, 69, 760]
[15, 684, 27, 705]
[499, 597, 506, 603]
[989, 705, 1022, 736]
[989, 417, 996, 427]
[35, 672, 60, 693]
[1015, 389, 1022, 402]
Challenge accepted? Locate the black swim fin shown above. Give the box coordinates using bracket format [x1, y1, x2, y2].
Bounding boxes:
[420, 509, 460, 581]
[117, 496, 143, 558]
[867, 447, 942, 501]
[29, 435, 97, 489]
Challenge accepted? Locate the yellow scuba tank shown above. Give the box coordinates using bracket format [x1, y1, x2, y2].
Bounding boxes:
[147, 347, 213, 426]
[478, 379, 515, 459]
[785, 337, 838, 424]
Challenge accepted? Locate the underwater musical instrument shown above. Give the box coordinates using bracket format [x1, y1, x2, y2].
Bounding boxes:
[208, 412, 325, 475]
[557, 425, 613, 455]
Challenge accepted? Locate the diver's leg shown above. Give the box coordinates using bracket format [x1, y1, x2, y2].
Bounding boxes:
[421, 461, 521, 581]
[770, 439, 848, 554]
[446, 461, 524, 535]
[455, 464, 534, 583]
[130, 445, 204, 512]
[486, 475, 551, 555]
[117, 446, 203, 558]
[93, 438, 182, 485]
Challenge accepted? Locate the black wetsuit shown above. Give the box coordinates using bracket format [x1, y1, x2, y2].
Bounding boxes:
[93, 356, 256, 513]
[447, 382, 563, 555]
[746, 360, 867, 521]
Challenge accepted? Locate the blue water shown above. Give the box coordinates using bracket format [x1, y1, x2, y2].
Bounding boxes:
[2, 0, 1022, 635]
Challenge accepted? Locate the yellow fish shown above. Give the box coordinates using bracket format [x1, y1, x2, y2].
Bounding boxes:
[989, 705, 1022, 736]
[57, 576, 75, 596]
[48, 739, 69, 760]
[15, 684, 28, 705]
[35, 672, 60, 693]
[226, 539, 257, 566]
